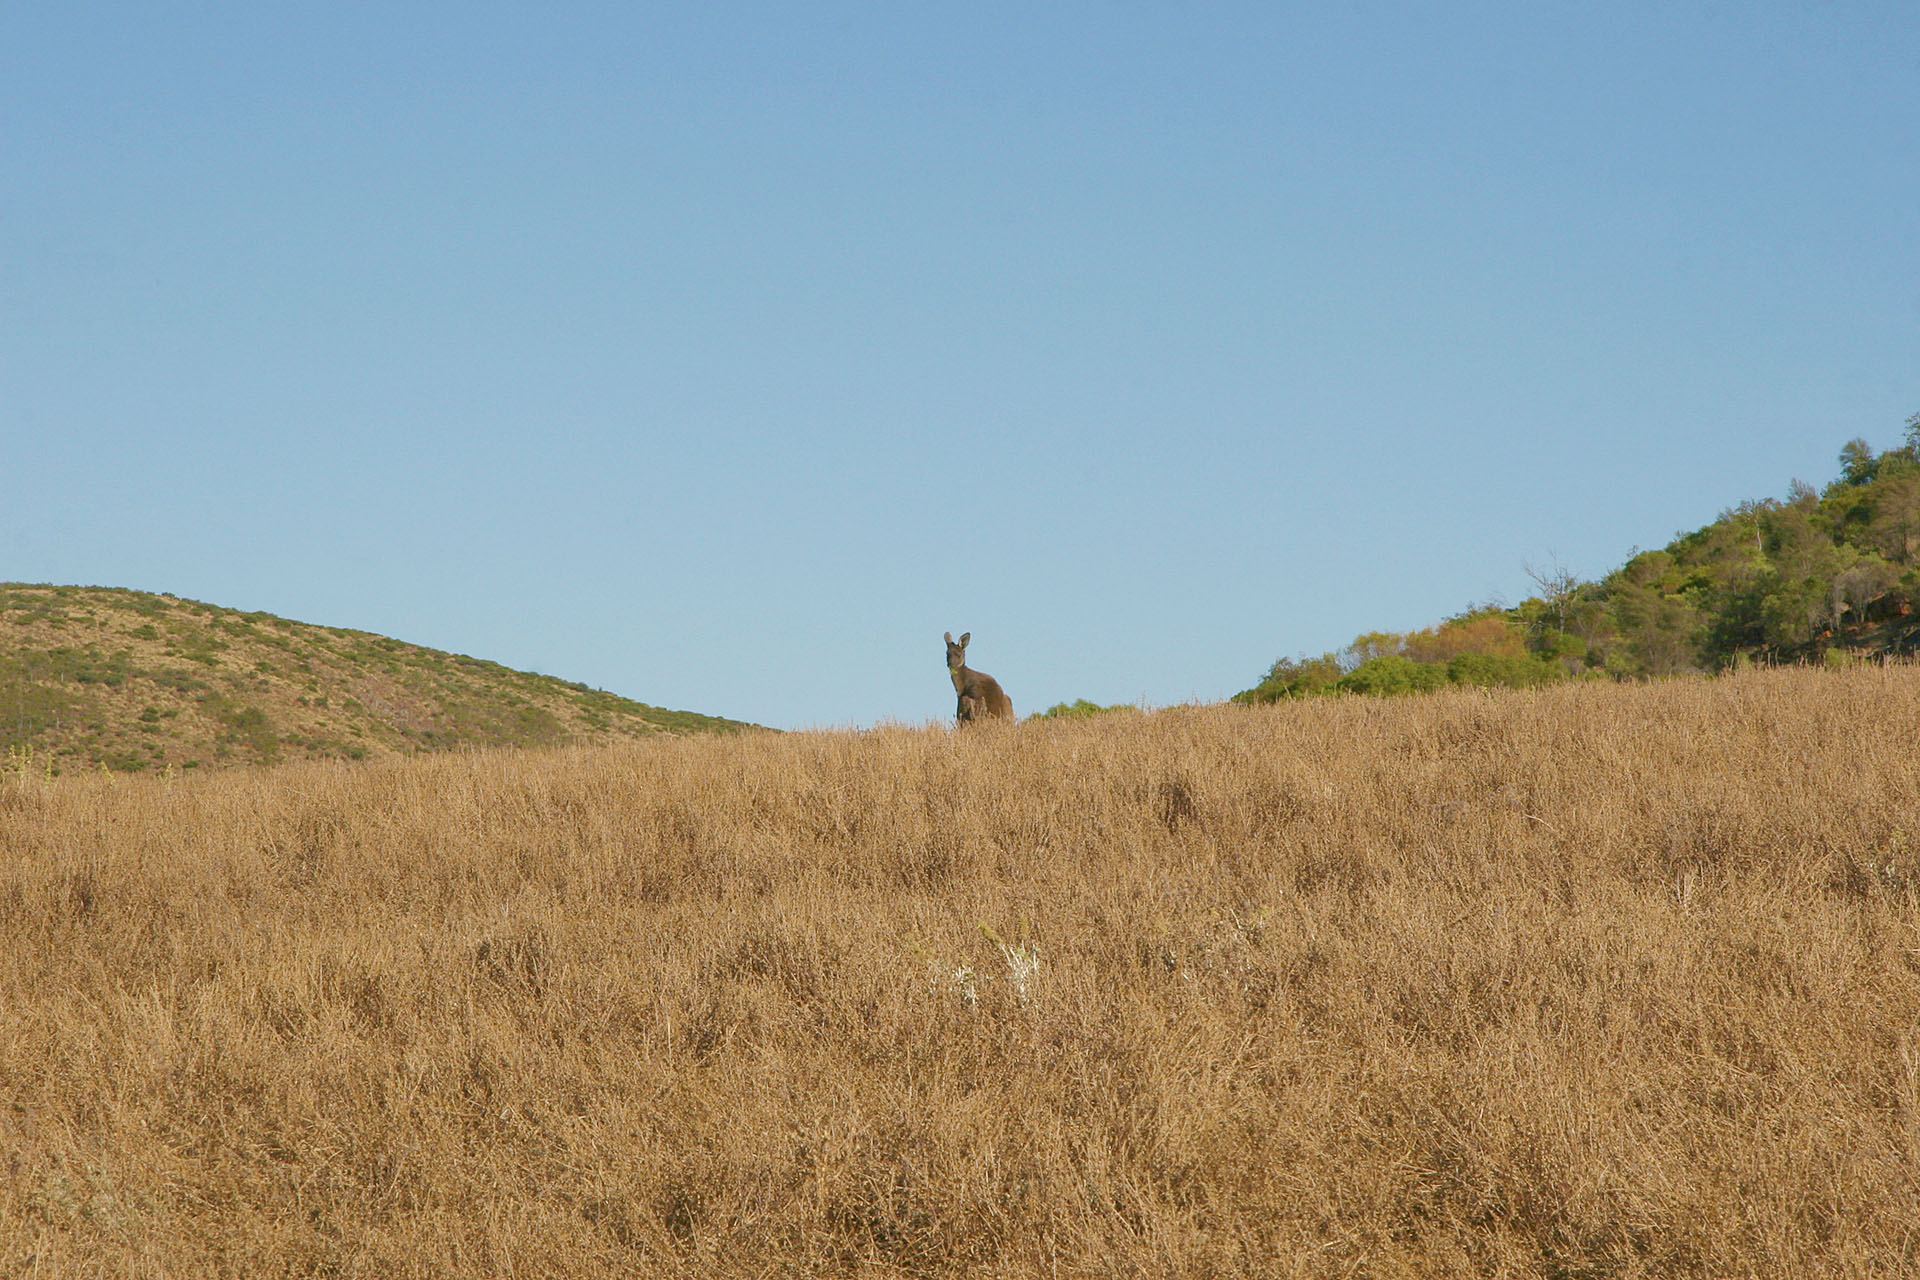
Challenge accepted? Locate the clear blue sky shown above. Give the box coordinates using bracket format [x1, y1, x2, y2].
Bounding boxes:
[5, 3, 1916, 729]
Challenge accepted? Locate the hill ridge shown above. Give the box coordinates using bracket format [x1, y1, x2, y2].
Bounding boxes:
[0, 583, 753, 775]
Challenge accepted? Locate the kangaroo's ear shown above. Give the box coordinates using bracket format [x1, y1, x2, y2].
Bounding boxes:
[958, 632, 970, 647]
[944, 632, 954, 645]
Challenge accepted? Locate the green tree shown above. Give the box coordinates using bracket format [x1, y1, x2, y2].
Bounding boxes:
[1338, 656, 1448, 696]
[1234, 654, 1344, 704]
[1866, 469, 1920, 564]
[1603, 581, 1705, 676]
[1838, 437, 1879, 486]
[1445, 652, 1565, 689]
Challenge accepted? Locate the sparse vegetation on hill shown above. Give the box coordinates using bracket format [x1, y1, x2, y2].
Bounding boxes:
[1241, 419, 1920, 703]
[3, 667, 1917, 1275]
[1032, 698, 1140, 720]
[0, 584, 751, 774]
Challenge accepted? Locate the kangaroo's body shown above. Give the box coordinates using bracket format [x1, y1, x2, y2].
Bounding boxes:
[945, 631, 1014, 724]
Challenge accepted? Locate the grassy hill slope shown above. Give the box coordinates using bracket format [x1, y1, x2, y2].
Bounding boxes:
[0, 584, 753, 774]
[2, 667, 1916, 1275]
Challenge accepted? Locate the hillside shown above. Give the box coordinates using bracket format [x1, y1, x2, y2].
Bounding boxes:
[1240, 421, 1920, 702]
[3, 667, 1916, 1275]
[0, 584, 753, 774]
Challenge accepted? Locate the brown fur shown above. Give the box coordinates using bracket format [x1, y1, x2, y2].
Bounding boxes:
[945, 631, 1014, 723]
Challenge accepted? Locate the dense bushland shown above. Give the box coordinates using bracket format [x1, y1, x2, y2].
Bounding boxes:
[1240, 422, 1920, 704]
[3, 666, 1918, 1276]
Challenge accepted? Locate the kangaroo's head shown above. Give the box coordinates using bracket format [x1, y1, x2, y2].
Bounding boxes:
[945, 631, 970, 673]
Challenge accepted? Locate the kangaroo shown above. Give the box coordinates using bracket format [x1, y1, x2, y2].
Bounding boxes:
[945, 631, 1014, 724]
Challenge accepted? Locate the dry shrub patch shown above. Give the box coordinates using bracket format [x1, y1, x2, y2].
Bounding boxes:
[3, 666, 1919, 1276]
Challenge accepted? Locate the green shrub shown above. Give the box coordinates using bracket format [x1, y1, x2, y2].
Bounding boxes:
[1337, 656, 1449, 697]
[1445, 652, 1567, 689]
[1034, 699, 1137, 719]
[1233, 655, 1344, 704]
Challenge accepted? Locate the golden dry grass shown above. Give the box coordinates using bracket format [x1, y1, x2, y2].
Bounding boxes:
[3, 666, 1918, 1277]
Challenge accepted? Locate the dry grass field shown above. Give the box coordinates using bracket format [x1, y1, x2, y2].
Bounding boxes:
[3, 666, 1918, 1277]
